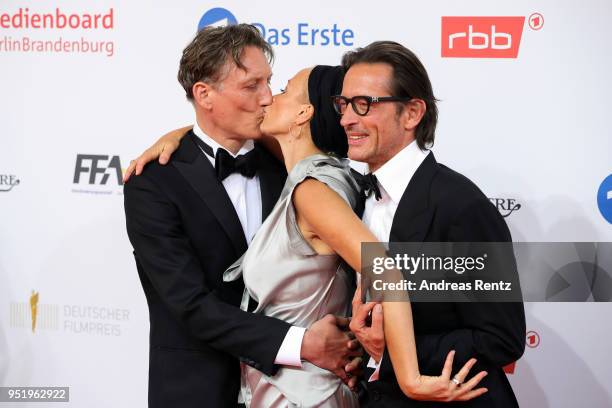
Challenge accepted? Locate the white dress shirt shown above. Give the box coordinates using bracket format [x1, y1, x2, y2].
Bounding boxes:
[193, 122, 305, 367]
[362, 140, 430, 381]
[193, 123, 262, 244]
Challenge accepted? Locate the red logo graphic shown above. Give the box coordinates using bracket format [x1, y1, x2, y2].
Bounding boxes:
[529, 13, 544, 31]
[503, 362, 516, 374]
[502, 330, 541, 375]
[441, 16, 526, 58]
[0, 8, 114, 30]
[526, 330, 540, 348]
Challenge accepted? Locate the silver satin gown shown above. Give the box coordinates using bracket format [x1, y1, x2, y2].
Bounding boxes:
[224, 154, 361, 408]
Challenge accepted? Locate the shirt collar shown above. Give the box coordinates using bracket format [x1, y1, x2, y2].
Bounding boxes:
[368, 140, 430, 204]
[193, 119, 254, 158]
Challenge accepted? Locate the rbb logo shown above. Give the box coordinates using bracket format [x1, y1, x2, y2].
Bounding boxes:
[441, 16, 526, 58]
[73, 154, 123, 185]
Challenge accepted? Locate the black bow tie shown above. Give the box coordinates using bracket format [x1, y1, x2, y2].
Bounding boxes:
[358, 172, 382, 201]
[214, 148, 259, 181]
[194, 135, 259, 181]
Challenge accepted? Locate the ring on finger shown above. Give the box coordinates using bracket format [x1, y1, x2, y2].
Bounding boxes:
[451, 376, 463, 386]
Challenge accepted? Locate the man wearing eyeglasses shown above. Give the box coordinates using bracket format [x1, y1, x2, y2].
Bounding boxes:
[338, 41, 526, 407]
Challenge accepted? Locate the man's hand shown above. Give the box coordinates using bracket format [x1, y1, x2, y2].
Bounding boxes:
[301, 314, 361, 382]
[345, 356, 363, 390]
[350, 284, 385, 363]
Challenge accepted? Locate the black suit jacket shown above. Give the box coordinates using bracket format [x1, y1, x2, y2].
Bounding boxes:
[364, 153, 526, 407]
[124, 131, 290, 408]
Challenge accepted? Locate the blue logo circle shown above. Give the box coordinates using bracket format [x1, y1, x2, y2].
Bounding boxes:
[198, 8, 238, 30]
[597, 174, 612, 224]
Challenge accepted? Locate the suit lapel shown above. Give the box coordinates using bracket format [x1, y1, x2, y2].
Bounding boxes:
[390, 153, 438, 242]
[351, 168, 366, 219]
[173, 131, 248, 256]
[256, 144, 287, 220]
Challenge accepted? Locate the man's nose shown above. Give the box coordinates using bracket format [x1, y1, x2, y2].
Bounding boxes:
[340, 103, 359, 127]
[261, 85, 273, 106]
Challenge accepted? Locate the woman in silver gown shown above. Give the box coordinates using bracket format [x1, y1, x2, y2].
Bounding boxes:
[223, 66, 361, 407]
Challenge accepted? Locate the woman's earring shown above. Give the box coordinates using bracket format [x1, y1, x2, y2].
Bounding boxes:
[292, 125, 303, 142]
[287, 123, 302, 143]
[288, 124, 295, 142]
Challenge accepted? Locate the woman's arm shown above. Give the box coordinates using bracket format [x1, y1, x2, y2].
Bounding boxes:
[123, 126, 191, 182]
[293, 178, 488, 402]
[123, 127, 284, 183]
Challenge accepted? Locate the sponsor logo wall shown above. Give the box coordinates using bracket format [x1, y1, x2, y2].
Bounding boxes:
[1, 1, 611, 407]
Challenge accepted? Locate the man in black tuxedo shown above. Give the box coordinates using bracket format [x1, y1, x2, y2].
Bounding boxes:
[341, 42, 526, 407]
[124, 25, 357, 408]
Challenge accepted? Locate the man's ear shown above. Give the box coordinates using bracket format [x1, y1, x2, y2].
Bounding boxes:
[401, 99, 426, 132]
[295, 104, 314, 126]
[192, 81, 214, 110]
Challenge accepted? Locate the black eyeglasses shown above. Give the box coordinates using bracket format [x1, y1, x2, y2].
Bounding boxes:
[331, 95, 412, 116]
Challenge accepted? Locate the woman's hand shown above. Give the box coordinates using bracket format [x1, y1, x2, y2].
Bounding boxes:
[123, 126, 191, 182]
[399, 350, 489, 402]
